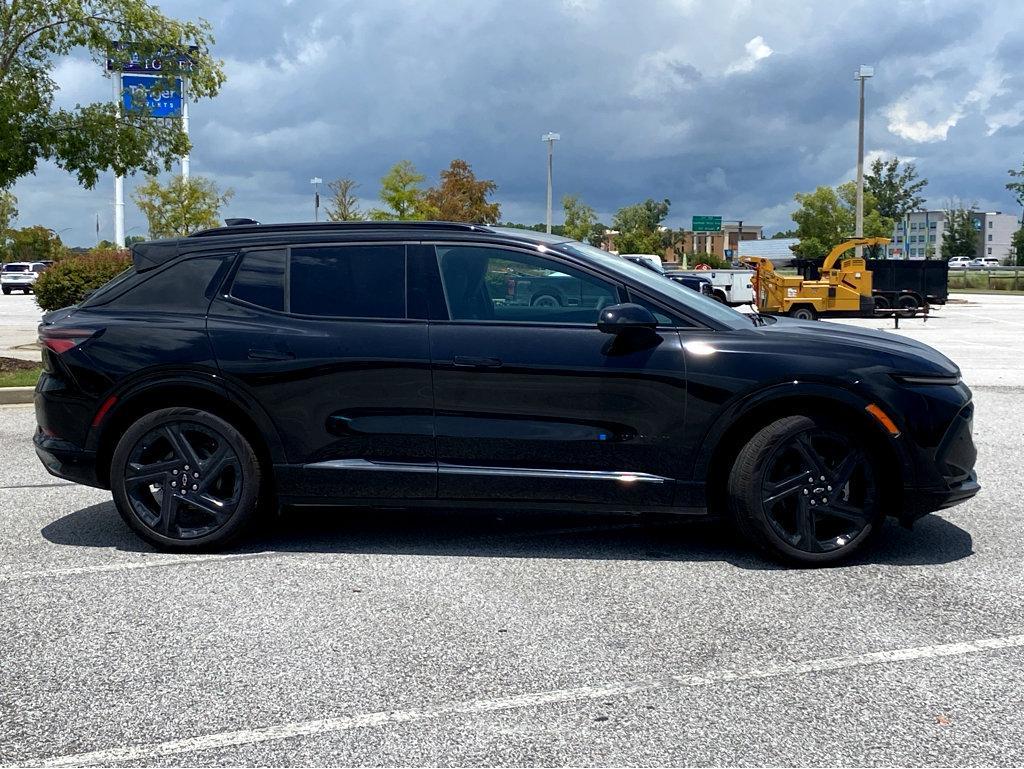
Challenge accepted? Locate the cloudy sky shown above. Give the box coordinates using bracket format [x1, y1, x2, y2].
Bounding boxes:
[14, 0, 1024, 246]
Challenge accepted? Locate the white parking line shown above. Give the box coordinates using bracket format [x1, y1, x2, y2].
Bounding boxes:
[37, 633, 1024, 767]
[0, 551, 277, 582]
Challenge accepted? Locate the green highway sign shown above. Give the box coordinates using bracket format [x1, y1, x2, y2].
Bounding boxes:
[692, 215, 722, 232]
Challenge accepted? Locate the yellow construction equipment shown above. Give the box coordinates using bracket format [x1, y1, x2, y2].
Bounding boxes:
[740, 237, 890, 320]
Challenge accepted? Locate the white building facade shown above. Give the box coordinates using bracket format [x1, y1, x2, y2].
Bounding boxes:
[892, 210, 1017, 262]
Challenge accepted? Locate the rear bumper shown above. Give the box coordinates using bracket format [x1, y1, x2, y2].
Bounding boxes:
[33, 431, 104, 489]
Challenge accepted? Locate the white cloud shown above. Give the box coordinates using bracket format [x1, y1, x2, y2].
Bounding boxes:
[726, 35, 772, 74]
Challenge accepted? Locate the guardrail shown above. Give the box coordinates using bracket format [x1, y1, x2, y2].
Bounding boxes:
[947, 268, 1024, 291]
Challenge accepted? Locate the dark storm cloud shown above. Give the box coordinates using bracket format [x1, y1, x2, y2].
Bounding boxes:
[15, 0, 1024, 244]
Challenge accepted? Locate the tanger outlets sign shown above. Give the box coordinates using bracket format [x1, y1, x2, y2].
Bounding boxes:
[121, 74, 183, 118]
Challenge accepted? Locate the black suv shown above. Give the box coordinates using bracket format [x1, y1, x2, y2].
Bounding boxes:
[34, 222, 979, 564]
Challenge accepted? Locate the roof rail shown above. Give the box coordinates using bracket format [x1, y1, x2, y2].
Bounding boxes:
[188, 221, 494, 238]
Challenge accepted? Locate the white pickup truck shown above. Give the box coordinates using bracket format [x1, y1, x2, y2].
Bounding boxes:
[665, 268, 755, 306]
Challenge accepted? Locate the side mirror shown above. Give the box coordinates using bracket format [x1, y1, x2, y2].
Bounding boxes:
[597, 302, 659, 334]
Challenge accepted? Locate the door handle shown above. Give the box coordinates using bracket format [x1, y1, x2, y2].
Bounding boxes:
[452, 355, 503, 369]
[247, 348, 295, 362]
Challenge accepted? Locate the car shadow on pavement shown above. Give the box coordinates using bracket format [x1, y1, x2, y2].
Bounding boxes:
[42, 501, 974, 570]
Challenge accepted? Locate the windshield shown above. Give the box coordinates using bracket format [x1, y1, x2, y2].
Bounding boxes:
[558, 242, 753, 329]
[3, 264, 28, 272]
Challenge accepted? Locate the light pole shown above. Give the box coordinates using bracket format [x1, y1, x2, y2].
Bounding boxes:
[854, 65, 874, 258]
[310, 177, 322, 222]
[542, 132, 560, 233]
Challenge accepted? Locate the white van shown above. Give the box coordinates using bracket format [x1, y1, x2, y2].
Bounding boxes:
[969, 257, 1002, 269]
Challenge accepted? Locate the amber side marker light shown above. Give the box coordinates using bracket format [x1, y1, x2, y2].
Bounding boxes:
[865, 403, 901, 437]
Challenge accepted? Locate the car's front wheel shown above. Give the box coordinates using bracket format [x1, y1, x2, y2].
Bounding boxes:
[110, 407, 262, 550]
[728, 415, 884, 565]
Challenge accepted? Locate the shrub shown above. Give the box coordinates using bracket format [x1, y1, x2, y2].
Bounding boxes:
[34, 249, 131, 311]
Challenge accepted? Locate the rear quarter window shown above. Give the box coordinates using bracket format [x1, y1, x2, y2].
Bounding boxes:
[98, 255, 229, 313]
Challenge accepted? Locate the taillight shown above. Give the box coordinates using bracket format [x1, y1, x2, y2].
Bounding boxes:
[39, 327, 95, 355]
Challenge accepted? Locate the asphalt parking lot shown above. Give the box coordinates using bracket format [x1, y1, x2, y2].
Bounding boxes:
[2, 293, 1024, 766]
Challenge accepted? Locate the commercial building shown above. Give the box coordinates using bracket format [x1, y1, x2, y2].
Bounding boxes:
[892, 210, 1017, 262]
[678, 223, 763, 259]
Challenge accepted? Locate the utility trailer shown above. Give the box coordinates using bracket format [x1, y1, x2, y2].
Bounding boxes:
[793, 258, 948, 313]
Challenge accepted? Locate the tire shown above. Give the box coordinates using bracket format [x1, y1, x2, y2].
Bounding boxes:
[873, 294, 890, 310]
[712, 290, 728, 304]
[897, 294, 920, 316]
[531, 293, 561, 308]
[110, 407, 262, 551]
[728, 415, 884, 566]
[788, 305, 818, 321]
[1, 287, 10, 295]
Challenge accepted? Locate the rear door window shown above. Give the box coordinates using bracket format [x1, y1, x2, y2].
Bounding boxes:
[231, 249, 286, 311]
[289, 244, 406, 318]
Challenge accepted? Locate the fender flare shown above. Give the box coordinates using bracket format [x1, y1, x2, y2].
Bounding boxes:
[690, 380, 913, 481]
[86, 367, 288, 465]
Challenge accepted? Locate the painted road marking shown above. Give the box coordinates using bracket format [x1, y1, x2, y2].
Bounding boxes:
[37, 633, 1024, 767]
[0, 551, 277, 582]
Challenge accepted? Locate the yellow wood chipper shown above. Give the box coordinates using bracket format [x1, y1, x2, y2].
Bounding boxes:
[740, 237, 890, 320]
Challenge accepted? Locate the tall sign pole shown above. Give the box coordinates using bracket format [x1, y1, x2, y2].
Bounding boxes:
[542, 132, 560, 234]
[113, 71, 125, 248]
[854, 65, 874, 259]
[181, 76, 190, 180]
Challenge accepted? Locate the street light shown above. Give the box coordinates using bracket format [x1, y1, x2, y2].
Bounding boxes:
[310, 177, 323, 222]
[541, 133, 560, 234]
[854, 65, 874, 258]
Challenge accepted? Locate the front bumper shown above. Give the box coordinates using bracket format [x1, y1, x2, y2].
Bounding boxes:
[33, 430, 104, 488]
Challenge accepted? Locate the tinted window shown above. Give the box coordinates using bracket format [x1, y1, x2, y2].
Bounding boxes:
[3, 264, 27, 272]
[105, 255, 226, 312]
[232, 249, 285, 311]
[435, 245, 619, 324]
[290, 245, 405, 318]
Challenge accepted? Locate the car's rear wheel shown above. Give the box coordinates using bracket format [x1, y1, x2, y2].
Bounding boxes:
[728, 415, 883, 565]
[531, 293, 561, 308]
[1, 287, 9, 295]
[110, 407, 261, 550]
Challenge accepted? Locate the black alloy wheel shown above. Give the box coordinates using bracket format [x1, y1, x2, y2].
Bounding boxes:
[729, 415, 883, 564]
[111, 408, 261, 549]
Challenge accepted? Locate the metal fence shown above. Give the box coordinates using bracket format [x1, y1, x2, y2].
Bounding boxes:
[948, 268, 1024, 292]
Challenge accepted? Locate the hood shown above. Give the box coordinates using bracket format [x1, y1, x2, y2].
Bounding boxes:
[757, 316, 959, 376]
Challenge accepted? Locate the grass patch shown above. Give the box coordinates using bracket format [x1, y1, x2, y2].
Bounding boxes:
[0, 357, 42, 388]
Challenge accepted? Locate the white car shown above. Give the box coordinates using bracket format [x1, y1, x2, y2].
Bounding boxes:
[1, 262, 47, 294]
[948, 256, 972, 269]
[968, 257, 1002, 269]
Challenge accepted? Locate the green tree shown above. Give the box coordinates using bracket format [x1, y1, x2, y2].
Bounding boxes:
[943, 202, 981, 259]
[1010, 227, 1024, 266]
[370, 161, 433, 220]
[5, 224, 64, 262]
[791, 183, 892, 261]
[865, 157, 928, 220]
[587, 222, 608, 247]
[612, 198, 670, 254]
[125, 234, 146, 246]
[1006, 159, 1024, 223]
[132, 175, 233, 238]
[561, 194, 595, 242]
[0, 0, 225, 189]
[771, 228, 797, 239]
[324, 178, 362, 221]
[424, 159, 500, 223]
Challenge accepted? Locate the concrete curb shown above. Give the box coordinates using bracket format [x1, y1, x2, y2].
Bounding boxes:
[0, 386, 34, 405]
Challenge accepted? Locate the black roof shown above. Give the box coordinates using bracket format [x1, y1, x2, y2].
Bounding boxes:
[131, 221, 570, 273]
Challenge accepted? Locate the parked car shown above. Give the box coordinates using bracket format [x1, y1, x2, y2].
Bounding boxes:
[34, 221, 979, 565]
[620, 254, 714, 298]
[1, 261, 47, 294]
[948, 257, 972, 269]
[969, 257, 1002, 269]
